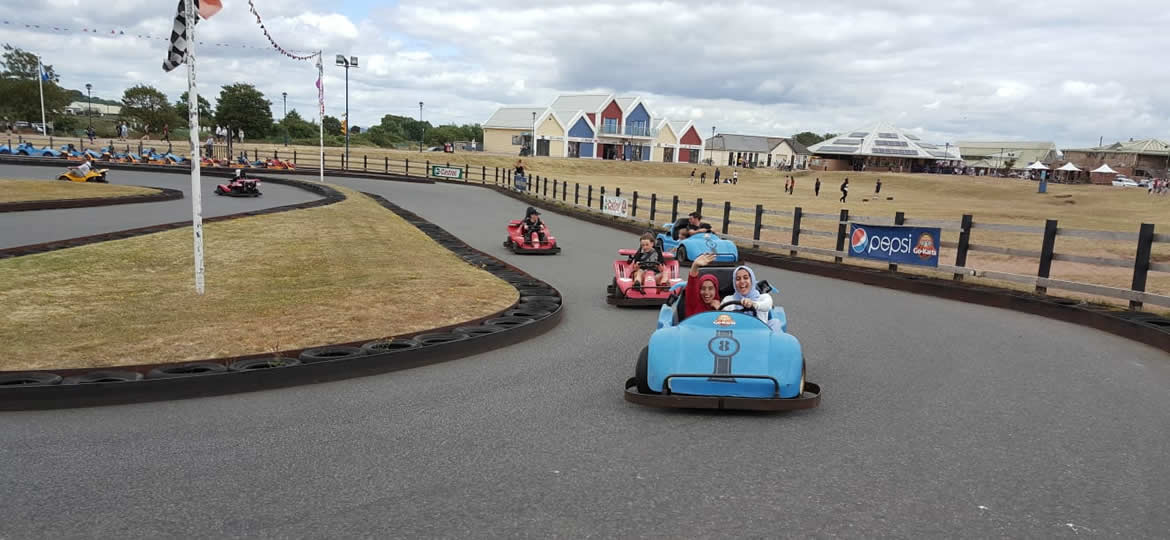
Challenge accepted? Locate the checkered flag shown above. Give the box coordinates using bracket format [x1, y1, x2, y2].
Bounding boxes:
[162, 0, 222, 72]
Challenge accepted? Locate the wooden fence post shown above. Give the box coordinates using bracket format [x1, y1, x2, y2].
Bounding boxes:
[599, 186, 606, 210]
[363, 155, 368, 171]
[482, 166, 486, 184]
[889, 211, 905, 272]
[615, 187, 621, 197]
[574, 183, 580, 205]
[632, 191, 639, 217]
[696, 197, 703, 217]
[1129, 223, 1155, 310]
[1036, 219, 1058, 294]
[384, 157, 388, 173]
[835, 209, 849, 263]
[791, 207, 802, 257]
[954, 214, 973, 281]
[405, 159, 410, 176]
[293, 150, 297, 163]
[671, 195, 679, 222]
[753, 205, 764, 249]
[650, 193, 657, 223]
[587, 185, 593, 207]
[721, 201, 731, 234]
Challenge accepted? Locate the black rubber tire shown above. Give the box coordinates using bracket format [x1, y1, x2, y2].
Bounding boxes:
[484, 316, 535, 329]
[520, 295, 561, 305]
[506, 307, 551, 318]
[0, 372, 63, 386]
[518, 301, 560, 313]
[298, 346, 364, 363]
[360, 338, 421, 355]
[414, 332, 470, 346]
[61, 370, 144, 385]
[635, 346, 653, 394]
[146, 362, 227, 379]
[227, 357, 301, 371]
[453, 325, 504, 337]
[676, 245, 688, 265]
[517, 286, 557, 297]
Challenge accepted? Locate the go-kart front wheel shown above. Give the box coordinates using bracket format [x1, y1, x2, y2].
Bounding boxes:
[675, 246, 688, 265]
[57, 175, 70, 181]
[635, 346, 654, 394]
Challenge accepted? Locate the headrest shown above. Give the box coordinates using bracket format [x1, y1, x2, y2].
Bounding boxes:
[696, 267, 736, 298]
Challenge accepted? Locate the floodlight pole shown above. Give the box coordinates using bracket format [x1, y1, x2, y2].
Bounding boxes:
[282, 91, 288, 146]
[85, 83, 93, 129]
[317, 53, 324, 184]
[36, 57, 47, 136]
[184, 0, 205, 294]
[344, 62, 349, 168]
[419, 101, 424, 152]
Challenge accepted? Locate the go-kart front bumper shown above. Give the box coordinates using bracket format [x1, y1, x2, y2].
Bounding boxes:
[606, 283, 672, 307]
[624, 377, 821, 411]
[504, 240, 560, 255]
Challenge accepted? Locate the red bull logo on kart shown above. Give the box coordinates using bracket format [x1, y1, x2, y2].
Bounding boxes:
[848, 224, 942, 267]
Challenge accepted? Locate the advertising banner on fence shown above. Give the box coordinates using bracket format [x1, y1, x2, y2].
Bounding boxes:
[602, 196, 630, 217]
[848, 223, 941, 267]
[430, 165, 464, 180]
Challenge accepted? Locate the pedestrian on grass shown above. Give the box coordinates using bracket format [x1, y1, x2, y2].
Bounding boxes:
[86, 126, 95, 144]
[714, 167, 721, 184]
[875, 178, 882, 194]
[840, 178, 849, 203]
[162, 123, 170, 142]
[732, 170, 738, 184]
[815, 178, 821, 197]
[690, 168, 696, 184]
[700, 170, 707, 184]
[790, 177, 796, 194]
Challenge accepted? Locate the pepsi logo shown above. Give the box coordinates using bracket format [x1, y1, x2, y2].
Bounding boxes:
[851, 227, 868, 254]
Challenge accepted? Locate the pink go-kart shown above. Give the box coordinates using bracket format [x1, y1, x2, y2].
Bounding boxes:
[606, 248, 682, 307]
[503, 220, 561, 254]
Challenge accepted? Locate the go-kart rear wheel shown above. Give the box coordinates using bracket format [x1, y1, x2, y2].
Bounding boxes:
[675, 245, 688, 265]
[635, 346, 654, 394]
[800, 358, 806, 395]
[57, 175, 69, 181]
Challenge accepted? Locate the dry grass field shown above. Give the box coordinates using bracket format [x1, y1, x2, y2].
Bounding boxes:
[0, 186, 518, 371]
[0, 178, 155, 203]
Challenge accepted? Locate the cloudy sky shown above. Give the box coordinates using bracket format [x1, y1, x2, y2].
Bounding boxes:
[3, 0, 1168, 147]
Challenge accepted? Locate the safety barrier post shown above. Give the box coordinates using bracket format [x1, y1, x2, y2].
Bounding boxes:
[753, 205, 763, 249]
[587, 185, 593, 207]
[254, 149, 259, 161]
[1036, 219, 1058, 294]
[671, 195, 679, 222]
[405, 159, 410, 176]
[575, 183, 580, 205]
[384, 157, 388, 173]
[791, 207, 803, 256]
[495, 167, 499, 184]
[294, 150, 297, 163]
[696, 197, 703, 217]
[954, 214, 973, 281]
[543, 176, 549, 197]
[615, 187, 621, 197]
[553, 179, 558, 199]
[722, 201, 731, 234]
[1130, 223, 1155, 310]
[275, 150, 279, 160]
[889, 211, 905, 272]
[426, 160, 430, 178]
[600, 186, 606, 210]
[363, 155, 368, 171]
[650, 194, 657, 223]
[562, 181, 567, 201]
[482, 166, 486, 184]
[835, 209, 849, 263]
[632, 191, 639, 217]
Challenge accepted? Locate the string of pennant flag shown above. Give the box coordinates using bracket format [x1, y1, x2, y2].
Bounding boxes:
[0, 19, 318, 55]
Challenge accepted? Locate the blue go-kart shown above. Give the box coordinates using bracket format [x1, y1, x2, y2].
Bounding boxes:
[624, 267, 821, 411]
[655, 223, 738, 266]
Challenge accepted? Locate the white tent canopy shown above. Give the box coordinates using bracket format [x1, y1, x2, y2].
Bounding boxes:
[1026, 161, 1049, 170]
[1057, 162, 1082, 172]
[1092, 164, 1118, 174]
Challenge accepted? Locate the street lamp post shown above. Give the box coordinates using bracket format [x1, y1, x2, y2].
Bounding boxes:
[335, 55, 358, 168]
[418, 101, 424, 152]
[85, 83, 92, 130]
[532, 111, 537, 157]
[711, 126, 715, 165]
[282, 91, 288, 147]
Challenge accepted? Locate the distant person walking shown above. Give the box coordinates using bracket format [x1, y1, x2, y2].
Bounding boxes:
[700, 170, 707, 184]
[790, 177, 796, 194]
[814, 178, 821, 197]
[162, 123, 170, 142]
[732, 170, 738, 184]
[840, 178, 849, 203]
[690, 168, 696, 185]
[875, 178, 882, 194]
[714, 168, 721, 185]
[86, 126, 95, 144]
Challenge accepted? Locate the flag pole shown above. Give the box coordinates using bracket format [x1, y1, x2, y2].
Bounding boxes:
[185, 0, 206, 294]
[37, 58, 47, 136]
[317, 52, 324, 184]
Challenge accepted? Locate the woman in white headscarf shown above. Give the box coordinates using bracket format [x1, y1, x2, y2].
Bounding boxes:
[721, 265, 773, 326]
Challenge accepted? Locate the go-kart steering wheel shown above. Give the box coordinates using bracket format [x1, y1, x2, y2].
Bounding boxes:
[717, 299, 758, 316]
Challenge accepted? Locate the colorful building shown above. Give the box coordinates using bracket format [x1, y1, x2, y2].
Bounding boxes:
[483, 94, 705, 162]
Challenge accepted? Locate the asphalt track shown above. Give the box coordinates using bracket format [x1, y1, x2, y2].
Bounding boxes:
[1, 169, 1168, 538]
[0, 164, 321, 249]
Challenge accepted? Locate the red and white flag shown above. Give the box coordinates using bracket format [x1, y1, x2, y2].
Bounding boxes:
[198, 0, 223, 19]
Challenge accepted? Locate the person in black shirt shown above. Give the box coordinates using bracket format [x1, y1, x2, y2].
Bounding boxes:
[519, 206, 547, 244]
[629, 233, 669, 291]
[672, 211, 712, 240]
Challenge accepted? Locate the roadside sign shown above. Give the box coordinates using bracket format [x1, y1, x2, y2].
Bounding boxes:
[602, 196, 630, 217]
[430, 165, 464, 179]
[848, 223, 941, 267]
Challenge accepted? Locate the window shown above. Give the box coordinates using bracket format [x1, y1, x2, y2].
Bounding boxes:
[603, 117, 618, 134]
[511, 135, 523, 145]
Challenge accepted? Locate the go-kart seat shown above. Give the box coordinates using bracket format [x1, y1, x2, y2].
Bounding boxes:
[672, 267, 737, 323]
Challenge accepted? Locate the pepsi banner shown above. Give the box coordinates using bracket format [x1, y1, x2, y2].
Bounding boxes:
[848, 224, 941, 267]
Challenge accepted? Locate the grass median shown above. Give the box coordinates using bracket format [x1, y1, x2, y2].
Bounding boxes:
[0, 185, 518, 371]
[0, 178, 156, 203]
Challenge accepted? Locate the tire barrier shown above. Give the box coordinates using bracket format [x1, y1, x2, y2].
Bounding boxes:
[228, 357, 302, 372]
[0, 182, 561, 410]
[298, 346, 365, 364]
[0, 372, 63, 386]
[61, 370, 144, 385]
[146, 362, 227, 379]
[0, 175, 346, 260]
[0, 186, 184, 213]
[360, 339, 422, 355]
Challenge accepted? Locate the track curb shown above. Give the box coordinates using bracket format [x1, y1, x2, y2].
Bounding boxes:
[0, 186, 183, 212]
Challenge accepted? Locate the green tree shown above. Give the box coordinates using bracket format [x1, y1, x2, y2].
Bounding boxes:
[350, 125, 361, 134]
[1, 44, 58, 81]
[213, 83, 274, 138]
[174, 91, 213, 127]
[122, 84, 176, 131]
[792, 131, 839, 147]
[322, 115, 341, 135]
[0, 78, 70, 124]
[279, 109, 317, 139]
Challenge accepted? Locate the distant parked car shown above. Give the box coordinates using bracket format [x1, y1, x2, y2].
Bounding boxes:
[1112, 178, 1141, 188]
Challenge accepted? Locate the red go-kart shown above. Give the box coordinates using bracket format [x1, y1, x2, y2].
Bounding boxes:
[215, 173, 262, 197]
[606, 249, 681, 306]
[504, 220, 560, 254]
